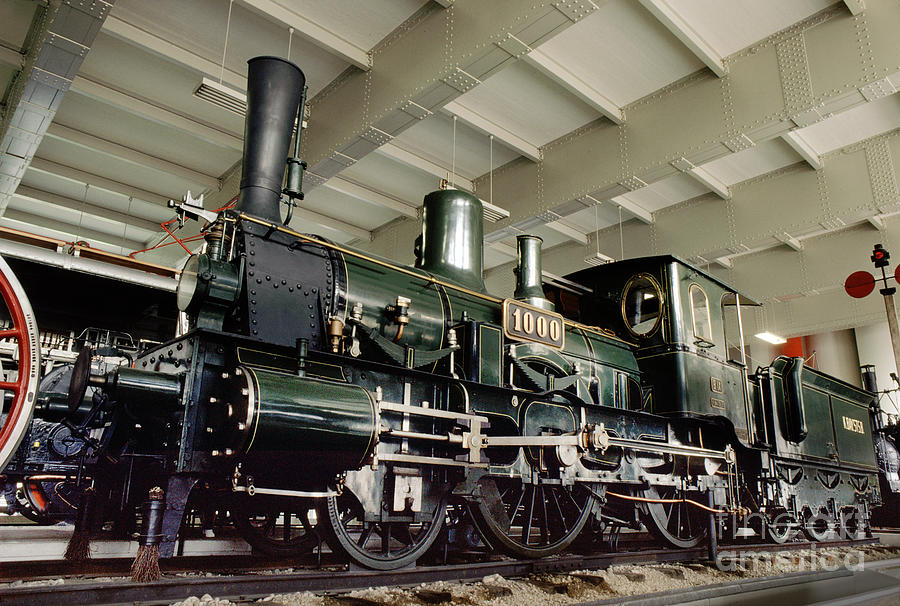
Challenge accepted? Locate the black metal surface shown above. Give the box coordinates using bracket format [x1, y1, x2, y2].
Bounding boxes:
[237, 56, 305, 222]
[66, 348, 92, 413]
[0, 538, 879, 606]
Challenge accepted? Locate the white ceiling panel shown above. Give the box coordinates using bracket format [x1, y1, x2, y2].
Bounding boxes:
[302, 185, 399, 230]
[7, 195, 156, 243]
[391, 112, 520, 181]
[79, 33, 246, 139]
[536, 0, 704, 107]
[701, 138, 802, 185]
[563, 201, 631, 233]
[268, 0, 428, 51]
[796, 93, 900, 154]
[484, 246, 515, 270]
[340, 153, 442, 206]
[450, 61, 599, 147]
[35, 137, 203, 201]
[54, 94, 241, 178]
[663, 0, 839, 57]
[111, 0, 348, 96]
[0, 217, 132, 255]
[613, 172, 710, 213]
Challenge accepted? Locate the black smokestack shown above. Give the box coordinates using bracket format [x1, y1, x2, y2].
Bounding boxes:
[236, 56, 305, 222]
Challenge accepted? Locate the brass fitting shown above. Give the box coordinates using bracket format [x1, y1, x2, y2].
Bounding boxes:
[328, 317, 345, 353]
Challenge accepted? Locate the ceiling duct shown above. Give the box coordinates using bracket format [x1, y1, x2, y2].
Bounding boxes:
[193, 77, 247, 115]
[0, 0, 113, 211]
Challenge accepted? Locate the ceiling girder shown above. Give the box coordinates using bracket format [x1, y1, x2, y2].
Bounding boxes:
[45, 123, 221, 191]
[473, 3, 899, 228]
[637, 0, 727, 77]
[782, 131, 823, 170]
[290, 206, 371, 241]
[235, 0, 370, 70]
[443, 101, 541, 162]
[28, 156, 172, 207]
[2, 207, 147, 252]
[0, 46, 24, 69]
[375, 144, 474, 191]
[14, 184, 160, 233]
[584, 131, 899, 292]
[301, 1, 593, 178]
[322, 176, 419, 218]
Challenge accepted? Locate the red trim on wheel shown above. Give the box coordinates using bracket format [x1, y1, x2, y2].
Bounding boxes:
[0, 264, 33, 458]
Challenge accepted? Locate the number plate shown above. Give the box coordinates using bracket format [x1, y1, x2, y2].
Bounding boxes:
[503, 299, 565, 349]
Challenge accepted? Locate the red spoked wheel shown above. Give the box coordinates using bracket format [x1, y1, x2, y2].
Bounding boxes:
[0, 255, 40, 472]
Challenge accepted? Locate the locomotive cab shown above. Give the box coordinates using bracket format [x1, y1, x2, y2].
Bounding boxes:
[561, 256, 758, 446]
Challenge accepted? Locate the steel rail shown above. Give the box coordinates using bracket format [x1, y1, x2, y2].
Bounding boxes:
[0, 538, 878, 606]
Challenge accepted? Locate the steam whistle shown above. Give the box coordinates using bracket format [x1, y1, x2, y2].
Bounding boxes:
[282, 85, 308, 226]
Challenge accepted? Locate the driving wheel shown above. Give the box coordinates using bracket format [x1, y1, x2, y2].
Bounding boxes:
[640, 485, 708, 548]
[0, 256, 41, 472]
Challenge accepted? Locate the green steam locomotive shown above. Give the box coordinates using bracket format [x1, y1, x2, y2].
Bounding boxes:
[0, 56, 881, 570]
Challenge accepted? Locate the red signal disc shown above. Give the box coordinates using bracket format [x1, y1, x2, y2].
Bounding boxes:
[845, 270, 875, 298]
[895, 264, 900, 286]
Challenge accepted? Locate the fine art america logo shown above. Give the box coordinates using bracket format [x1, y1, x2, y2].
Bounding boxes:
[714, 510, 867, 572]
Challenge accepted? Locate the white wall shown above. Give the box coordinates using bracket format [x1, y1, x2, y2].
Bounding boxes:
[854, 320, 899, 393]
[805, 329, 861, 387]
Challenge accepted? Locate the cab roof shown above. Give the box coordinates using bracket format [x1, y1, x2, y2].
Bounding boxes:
[564, 255, 760, 306]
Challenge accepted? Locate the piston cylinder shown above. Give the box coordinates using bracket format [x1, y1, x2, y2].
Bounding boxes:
[215, 367, 376, 488]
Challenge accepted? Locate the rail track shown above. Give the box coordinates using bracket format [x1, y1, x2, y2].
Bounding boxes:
[0, 537, 879, 606]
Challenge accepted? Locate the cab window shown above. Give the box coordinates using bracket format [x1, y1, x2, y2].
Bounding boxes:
[622, 275, 662, 337]
[689, 284, 712, 344]
[722, 292, 745, 364]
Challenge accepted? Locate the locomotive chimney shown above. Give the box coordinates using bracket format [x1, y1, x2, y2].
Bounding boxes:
[236, 56, 305, 222]
[514, 235, 554, 311]
[416, 189, 486, 292]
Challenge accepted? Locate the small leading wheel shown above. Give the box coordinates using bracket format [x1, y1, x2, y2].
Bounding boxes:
[318, 489, 447, 570]
[0, 256, 40, 472]
[231, 495, 319, 557]
[469, 477, 597, 558]
[640, 485, 708, 549]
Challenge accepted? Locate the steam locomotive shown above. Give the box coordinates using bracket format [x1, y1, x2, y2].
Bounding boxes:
[0, 56, 886, 570]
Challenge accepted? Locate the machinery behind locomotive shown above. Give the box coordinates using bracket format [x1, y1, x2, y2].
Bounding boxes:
[0, 54, 885, 569]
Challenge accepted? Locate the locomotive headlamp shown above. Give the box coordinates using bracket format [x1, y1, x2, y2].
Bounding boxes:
[177, 254, 240, 317]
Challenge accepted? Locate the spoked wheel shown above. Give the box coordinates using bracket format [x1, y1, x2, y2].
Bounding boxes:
[804, 509, 836, 542]
[0, 256, 40, 472]
[765, 511, 799, 544]
[469, 477, 597, 558]
[640, 485, 708, 549]
[318, 489, 447, 570]
[230, 495, 319, 557]
[839, 507, 867, 540]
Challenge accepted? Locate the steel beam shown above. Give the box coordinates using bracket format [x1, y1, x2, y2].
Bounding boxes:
[28, 157, 173, 207]
[235, 0, 369, 70]
[291, 207, 371, 241]
[671, 157, 731, 199]
[375, 144, 474, 191]
[323, 176, 419, 218]
[102, 15, 246, 90]
[843, 0, 866, 15]
[45, 123, 221, 191]
[544, 219, 588, 245]
[2, 208, 148, 252]
[774, 232, 804, 252]
[637, 0, 727, 77]
[14, 185, 161, 233]
[782, 131, 823, 170]
[444, 101, 541, 162]
[588, 194, 653, 224]
[70, 76, 243, 151]
[474, 4, 898, 226]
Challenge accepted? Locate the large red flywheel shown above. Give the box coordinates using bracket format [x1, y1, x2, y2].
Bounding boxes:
[0, 255, 40, 472]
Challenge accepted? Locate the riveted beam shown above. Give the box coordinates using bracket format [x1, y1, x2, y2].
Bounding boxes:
[782, 131, 823, 170]
[843, 0, 866, 16]
[2, 208, 149, 252]
[474, 3, 900, 226]
[70, 76, 243, 151]
[291, 207, 371, 241]
[302, 0, 595, 177]
[323, 176, 419, 218]
[444, 101, 541, 162]
[774, 231, 804, 252]
[14, 185, 161, 233]
[235, 0, 369, 70]
[28, 157, 173, 207]
[375, 143, 474, 191]
[637, 0, 727, 77]
[45, 123, 221, 191]
[544, 219, 589, 245]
